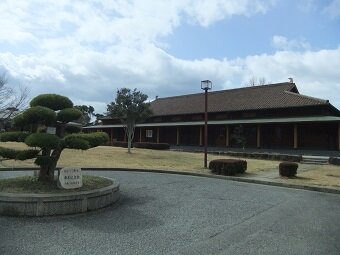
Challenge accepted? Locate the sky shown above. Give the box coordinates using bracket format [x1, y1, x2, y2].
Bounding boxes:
[0, 0, 339, 114]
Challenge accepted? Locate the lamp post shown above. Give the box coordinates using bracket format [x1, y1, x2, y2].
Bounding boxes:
[201, 80, 212, 168]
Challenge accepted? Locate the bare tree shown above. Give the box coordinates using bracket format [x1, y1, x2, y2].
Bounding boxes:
[244, 76, 269, 87]
[0, 72, 29, 122]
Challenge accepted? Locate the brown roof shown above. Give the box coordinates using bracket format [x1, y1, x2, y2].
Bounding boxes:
[150, 82, 331, 116]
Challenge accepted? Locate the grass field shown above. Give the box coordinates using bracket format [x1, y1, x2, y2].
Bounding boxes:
[1, 142, 339, 189]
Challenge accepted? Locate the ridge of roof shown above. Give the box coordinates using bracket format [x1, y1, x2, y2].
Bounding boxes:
[284, 90, 329, 104]
[153, 82, 295, 101]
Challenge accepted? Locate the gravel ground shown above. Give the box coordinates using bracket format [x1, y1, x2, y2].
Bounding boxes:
[1, 170, 340, 255]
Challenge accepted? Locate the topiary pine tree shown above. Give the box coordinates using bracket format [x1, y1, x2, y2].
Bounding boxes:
[0, 94, 109, 182]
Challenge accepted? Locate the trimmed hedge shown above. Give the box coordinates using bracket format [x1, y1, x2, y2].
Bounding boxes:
[209, 159, 247, 176]
[0, 147, 40, 160]
[112, 141, 129, 148]
[25, 133, 60, 149]
[134, 142, 170, 150]
[279, 162, 298, 177]
[329, 157, 340, 166]
[0, 131, 30, 142]
[66, 132, 109, 147]
[30, 94, 73, 110]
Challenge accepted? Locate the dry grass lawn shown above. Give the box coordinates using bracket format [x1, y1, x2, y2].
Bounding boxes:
[1, 142, 339, 189]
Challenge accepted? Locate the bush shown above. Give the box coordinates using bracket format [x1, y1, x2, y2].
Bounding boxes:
[0, 131, 30, 142]
[22, 106, 57, 126]
[279, 162, 298, 177]
[112, 141, 129, 148]
[209, 159, 247, 176]
[30, 94, 73, 110]
[329, 157, 340, 165]
[73, 132, 109, 147]
[64, 136, 89, 150]
[0, 147, 17, 159]
[16, 149, 40, 160]
[57, 108, 82, 123]
[25, 133, 60, 149]
[134, 142, 170, 150]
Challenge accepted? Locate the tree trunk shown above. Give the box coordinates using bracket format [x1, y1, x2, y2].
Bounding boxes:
[38, 147, 63, 183]
[126, 120, 135, 154]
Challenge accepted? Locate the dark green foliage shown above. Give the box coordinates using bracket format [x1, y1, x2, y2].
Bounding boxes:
[34, 155, 52, 167]
[209, 159, 247, 176]
[112, 141, 129, 148]
[30, 94, 73, 110]
[12, 114, 27, 127]
[329, 157, 340, 165]
[25, 133, 60, 149]
[134, 142, 170, 150]
[0, 147, 17, 159]
[0, 147, 39, 160]
[279, 162, 298, 177]
[22, 106, 57, 126]
[65, 125, 82, 134]
[57, 108, 82, 123]
[65, 132, 109, 147]
[16, 149, 40, 160]
[64, 136, 90, 150]
[0, 132, 29, 142]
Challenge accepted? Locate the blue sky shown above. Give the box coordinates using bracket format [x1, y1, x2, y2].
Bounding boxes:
[0, 0, 339, 113]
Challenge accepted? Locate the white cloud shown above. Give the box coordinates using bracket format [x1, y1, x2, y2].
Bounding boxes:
[323, 0, 340, 19]
[0, 0, 339, 114]
[272, 36, 311, 51]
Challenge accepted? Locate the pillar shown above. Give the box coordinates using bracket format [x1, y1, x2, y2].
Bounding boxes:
[257, 124, 261, 148]
[199, 126, 203, 146]
[139, 128, 142, 142]
[123, 129, 126, 142]
[293, 124, 298, 149]
[157, 127, 160, 143]
[176, 127, 180, 145]
[226, 125, 229, 147]
[110, 129, 114, 144]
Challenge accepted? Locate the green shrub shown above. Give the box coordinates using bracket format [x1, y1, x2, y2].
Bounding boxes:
[30, 94, 73, 110]
[0, 132, 29, 142]
[65, 125, 82, 134]
[66, 132, 109, 147]
[25, 133, 60, 149]
[134, 142, 170, 150]
[0, 147, 17, 159]
[16, 149, 40, 160]
[64, 136, 90, 150]
[34, 155, 52, 166]
[329, 157, 340, 165]
[22, 106, 57, 126]
[209, 159, 247, 176]
[279, 162, 298, 177]
[112, 141, 129, 148]
[57, 108, 82, 123]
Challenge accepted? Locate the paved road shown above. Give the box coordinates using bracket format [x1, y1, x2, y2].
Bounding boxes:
[1, 171, 340, 255]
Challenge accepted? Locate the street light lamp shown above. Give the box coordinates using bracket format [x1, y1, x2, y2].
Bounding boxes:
[201, 80, 212, 168]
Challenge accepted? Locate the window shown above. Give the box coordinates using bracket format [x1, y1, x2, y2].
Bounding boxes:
[146, 130, 153, 138]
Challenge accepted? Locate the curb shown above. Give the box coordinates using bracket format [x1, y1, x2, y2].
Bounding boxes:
[1, 167, 340, 195]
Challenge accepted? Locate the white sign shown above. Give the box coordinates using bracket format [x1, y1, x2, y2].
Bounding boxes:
[46, 126, 57, 135]
[58, 167, 83, 189]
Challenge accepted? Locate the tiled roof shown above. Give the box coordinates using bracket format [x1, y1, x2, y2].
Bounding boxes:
[150, 82, 330, 116]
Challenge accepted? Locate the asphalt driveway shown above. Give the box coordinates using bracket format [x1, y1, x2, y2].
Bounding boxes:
[1, 171, 340, 255]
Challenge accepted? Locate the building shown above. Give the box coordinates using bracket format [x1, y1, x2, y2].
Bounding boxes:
[84, 82, 340, 151]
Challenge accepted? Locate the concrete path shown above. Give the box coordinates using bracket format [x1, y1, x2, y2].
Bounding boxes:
[1, 171, 340, 255]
